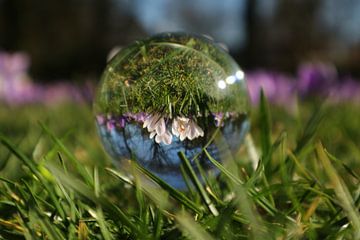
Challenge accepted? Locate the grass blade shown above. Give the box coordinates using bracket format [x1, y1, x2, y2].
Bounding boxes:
[316, 142, 360, 239]
[39, 122, 93, 185]
[0, 134, 66, 219]
[47, 164, 143, 238]
[131, 164, 203, 214]
[259, 89, 272, 157]
[178, 152, 219, 216]
[175, 211, 214, 240]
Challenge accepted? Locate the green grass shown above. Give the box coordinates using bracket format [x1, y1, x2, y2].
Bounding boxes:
[0, 99, 360, 239]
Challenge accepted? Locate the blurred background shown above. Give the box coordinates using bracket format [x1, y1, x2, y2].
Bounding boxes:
[1, 0, 360, 81]
[1, 0, 360, 134]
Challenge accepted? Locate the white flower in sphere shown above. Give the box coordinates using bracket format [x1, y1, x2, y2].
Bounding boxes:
[143, 113, 172, 145]
[172, 117, 204, 141]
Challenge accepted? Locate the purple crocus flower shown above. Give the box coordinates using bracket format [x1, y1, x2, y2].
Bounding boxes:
[0, 52, 36, 104]
[133, 112, 146, 122]
[96, 115, 106, 125]
[0, 51, 94, 105]
[246, 71, 277, 105]
[42, 82, 86, 105]
[106, 115, 116, 131]
[297, 62, 337, 97]
[115, 116, 127, 128]
[328, 77, 360, 104]
[124, 112, 147, 123]
[0, 52, 30, 75]
[246, 70, 297, 112]
[212, 112, 224, 127]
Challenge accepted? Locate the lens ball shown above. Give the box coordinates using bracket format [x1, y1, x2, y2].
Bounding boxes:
[94, 32, 250, 189]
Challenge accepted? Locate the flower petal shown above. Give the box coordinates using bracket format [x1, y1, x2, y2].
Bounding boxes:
[148, 114, 162, 132]
[155, 117, 166, 135]
[143, 114, 152, 128]
[96, 115, 105, 125]
[149, 131, 156, 139]
[195, 124, 204, 137]
[162, 131, 172, 145]
[186, 119, 204, 140]
[155, 134, 162, 143]
[180, 132, 187, 141]
[172, 118, 180, 136]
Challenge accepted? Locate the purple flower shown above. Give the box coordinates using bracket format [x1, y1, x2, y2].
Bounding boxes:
[213, 112, 224, 127]
[134, 112, 146, 122]
[106, 121, 115, 131]
[0, 52, 30, 75]
[106, 115, 116, 131]
[297, 62, 337, 96]
[42, 82, 87, 105]
[328, 77, 360, 104]
[96, 115, 106, 125]
[0, 52, 36, 104]
[124, 112, 146, 122]
[115, 116, 127, 128]
[246, 70, 297, 112]
[97, 114, 128, 130]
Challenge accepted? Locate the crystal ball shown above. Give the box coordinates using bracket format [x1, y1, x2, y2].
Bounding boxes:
[94, 32, 250, 189]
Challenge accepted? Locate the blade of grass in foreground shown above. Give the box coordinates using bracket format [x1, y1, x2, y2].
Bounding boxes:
[316, 142, 360, 239]
[204, 149, 277, 216]
[175, 211, 214, 240]
[0, 134, 66, 219]
[280, 107, 325, 177]
[39, 122, 93, 186]
[325, 149, 360, 181]
[110, 165, 202, 215]
[152, 207, 163, 240]
[295, 106, 325, 155]
[178, 152, 219, 216]
[93, 167, 113, 240]
[259, 89, 272, 157]
[46, 164, 143, 238]
[203, 149, 268, 238]
[30, 209, 66, 240]
[108, 164, 215, 239]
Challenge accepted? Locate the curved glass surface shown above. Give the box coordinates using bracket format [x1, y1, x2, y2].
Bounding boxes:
[94, 32, 250, 189]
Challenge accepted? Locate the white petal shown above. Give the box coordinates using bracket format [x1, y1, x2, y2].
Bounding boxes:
[195, 124, 204, 137]
[149, 131, 156, 139]
[143, 116, 151, 128]
[155, 134, 162, 143]
[180, 132, 187, 141]
[162, 131, 172, 145]
[186, 120, 204, 140]
[172, 119, 180, 136]
[148, 116, 158, 132]
[156, 117, 166, 135]
[187, 125, 196, 140]
[178, 116, 189, 123]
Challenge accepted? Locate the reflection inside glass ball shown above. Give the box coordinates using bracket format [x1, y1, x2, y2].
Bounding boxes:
[94, 32, 250, 189]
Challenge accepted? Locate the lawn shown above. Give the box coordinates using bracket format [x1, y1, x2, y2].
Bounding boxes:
[0, 95, 360, 239]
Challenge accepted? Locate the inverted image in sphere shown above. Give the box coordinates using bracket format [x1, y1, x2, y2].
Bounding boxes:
[94, 32, 250, 189]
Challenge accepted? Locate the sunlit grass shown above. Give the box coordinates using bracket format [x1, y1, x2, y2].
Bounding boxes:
[0, 98, 359, 239]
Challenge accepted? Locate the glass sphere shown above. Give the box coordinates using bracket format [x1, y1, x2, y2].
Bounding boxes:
[94, 32, 249, 189]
